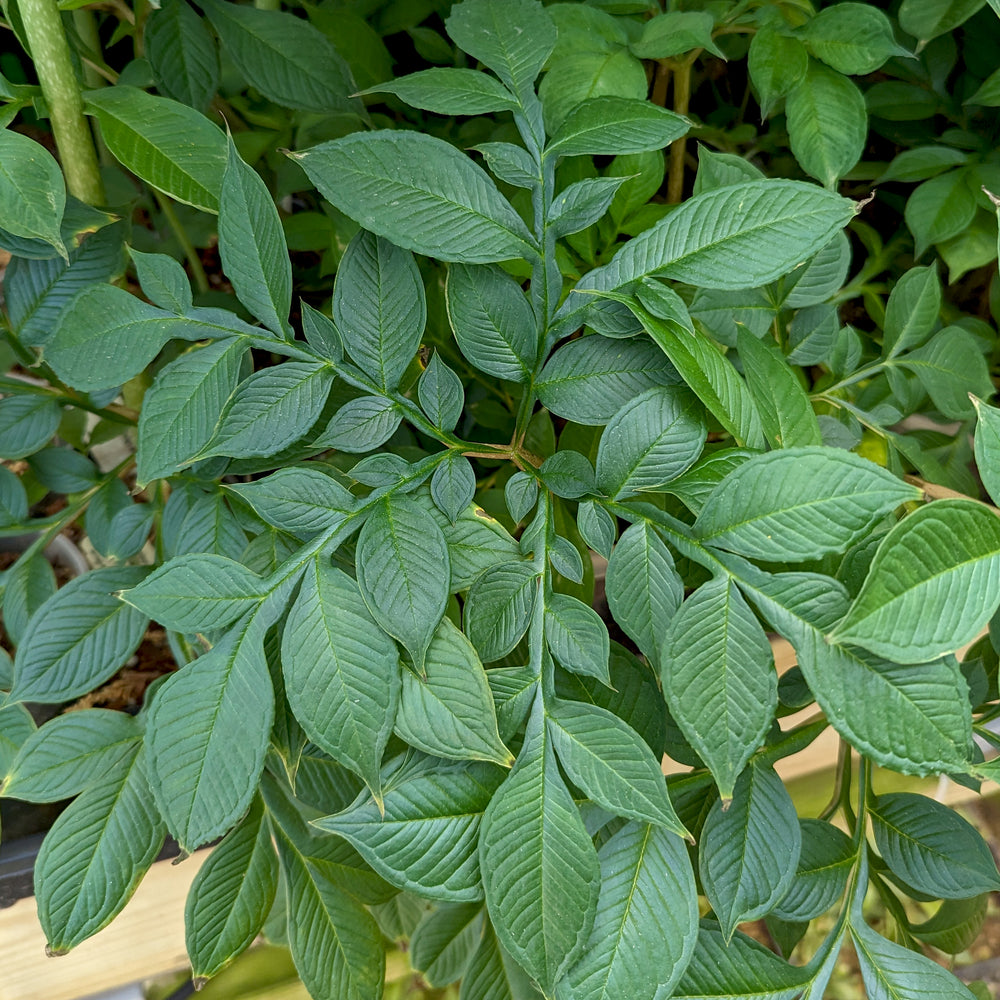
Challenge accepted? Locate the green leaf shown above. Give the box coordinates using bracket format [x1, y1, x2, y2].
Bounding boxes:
[146, 613, 273, 852]
[596, 386, 706, 499]
[121, 553, 264, 632]
[315, 754, 504, 901]
[2, 709, 140, 803]
[0, 466, 27, 526]
[219, 135, 291, 337]
[557, 179, 856, 331]
[545, 97, 688, 158]
[852, 918, 977, 999]
[832, 500, 1000, 662]
[539, 451, 596, 500]
[137, 340, 245, 485]
[911, 895, 989, 954]
[973, 396, 1000, 507]
[200, 362, 334, 460]
[631, 11, 725, 60]
[35, 747, 165, 953]
[10, 566, 150, 704]
[748, 29, 808, 119]
[805, 4, 909, 75]
[536, 334, 679, 426]
[548, 177, 628, 239]
[460, 920, 543, 1000]
[474, 141, 540, 189]
[662, 577, 776, 800]
[0, 128, 66, 259]
[84, 87, 226, 212]
[273, 825, 385, 1000]
[333, 229, 426, 392]
[699, 762, 801, 941]
[464, 561, 539, 662]
[432, 455, 477, 525]
[905, 171, 977, 257]
[410, 902, 483, 987]
[897, 326, 992, 419]
[479, 704, 600, 995]
[505, 473, 538, 526]
[695, 448, 920, 562]
[786, 63, 866, 189]
[737, 329, 821, 448]
[898, 0, 986, 41]
[968, 66, 1000, 106]
[145, 0, 219, 111]
[201, 0, 356, 113]
[419, 353, 464, 432]
[771, 820, 854, 921]
[2, 552, 55, 647]
[446, 263, 535, 383]
[185, 796, 278, 979]
[539, 50, 646, 136]
[547, 700, 687, 835]
[446, 0, 556, 98]
[395, 617, 512, 766]
[283, 560, 399, 800]
[544, 593, 610, 683]
[0, 394, 62, 459]
[577, 500, 616, 560]
[360, 68, 518, 115]
[557, 821, 697, 1000]
[355, 495, 451, 675]
[880, 146, 970, 183]
[0, 702, 34, 777]
[673, 921, 811, 1000]
[130, 247, 192, 314]
[226, 467, 356, 541]
[315, 396, 401, 454]
[870, 792, 1000, 898]
[301, 302, 343, 361]
[883, 265, 941, 358]
[291, 132, 537, 264]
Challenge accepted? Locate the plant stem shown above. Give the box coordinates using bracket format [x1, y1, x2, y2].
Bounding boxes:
[667, 53, 697, 204]
[154, 192, 211, 295]
[19, 0, 105, 206]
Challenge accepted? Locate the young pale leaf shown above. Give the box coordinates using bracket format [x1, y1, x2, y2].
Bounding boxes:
[480, 705, 600, 995]
[673, 921, 811, 1000]
[831, 500, 1000, 662]
[736, 329, 822, 448]
[547, 700, 687, 836]
[694, 448, 920, 562]
[852, 918, 978, 999]
[226, 467, 355, 541]
[360, 68, 518, 115]
[282, 561, 399, 801]
[315, 756, 505, 902]
[1, 709, 138, 803]
[548, 177, 629, 239]
[419, 353, 465, 432]
[0, 129, 66, 259]
[596, 386, 707, 499]
[870, 792, 1000, 898]
[662, 577, 776, 801]
[145, 0, 219, 111]
[291, 132, 537, 264]
[185, 796, 278, 979]
[395, 617, 512, 766]
[137, 339, 246, 484]
[35, 747, 165, 954]
[431, 455, 477, 525]
[699, 762, 801, 942]
[410, 903, 483, 987]
[199, 363, 334, 460]
[786, 63, 866, 189]
[446, 0, 556, 98]
[464, 561, 539, 662]
[353, 497, 448, 673]
[545, 593, 610, 683]
[973, 396, 1000, 507]
[273, 826, 385, 1000]
[771, 820, 854, 922]
[85, 87, 226, 212]
[882, 265, 941, 357]
[201, 0, 356, 113]
[897, 326, 992, 419]
[10, 566, 150, 704]
[146, 614, 273, 852]
[447, 262, 535, 383]
[557, 822, 698, 1000]
[333, 229, 426, 392]
[219, 135, 291, 337]
[536, 335, 679, 426]
[545, 97, 689, 158]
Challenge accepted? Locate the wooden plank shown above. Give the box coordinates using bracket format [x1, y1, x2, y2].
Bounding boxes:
[0, 851, 207, 1000]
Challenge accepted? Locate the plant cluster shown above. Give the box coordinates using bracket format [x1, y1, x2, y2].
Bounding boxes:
[2, 1, 1000, 999]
